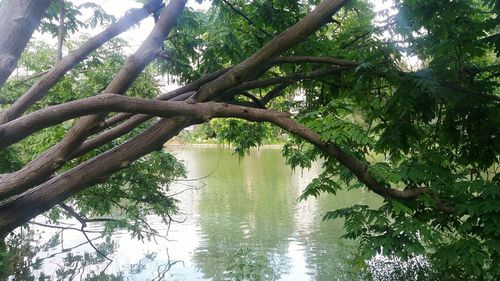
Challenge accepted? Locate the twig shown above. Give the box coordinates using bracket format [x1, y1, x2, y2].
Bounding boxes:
[80, 224, 113, 262]
[220, 0, 273, 38]
[28, 221, 100, 233]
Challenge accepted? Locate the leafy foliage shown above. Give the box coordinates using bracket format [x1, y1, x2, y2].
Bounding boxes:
[0, 0, 498, 279]
[0, 36, 185, 260]
[39, 1, 116, 38]
[210, 118, 276, 157]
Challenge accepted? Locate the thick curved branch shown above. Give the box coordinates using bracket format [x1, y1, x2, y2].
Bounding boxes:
[0, 100, 454, 235]
[0, 0, 187, 202]
[0, 0, 354, 234]
[0, 0, 164, 124]
[73, 69, 230, 158]
[76, 47, 357, 158]
[193, 0, 351, 101]
[72, 58, 354, 156]
[0, 94, 441, 204]
[0, 94, 197, 150]
[73, 63, 339, 158]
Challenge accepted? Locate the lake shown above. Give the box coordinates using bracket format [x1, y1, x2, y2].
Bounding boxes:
[27, 145, 381, 280]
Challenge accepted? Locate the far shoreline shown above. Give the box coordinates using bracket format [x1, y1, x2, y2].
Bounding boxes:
[166, 142, 283, 149]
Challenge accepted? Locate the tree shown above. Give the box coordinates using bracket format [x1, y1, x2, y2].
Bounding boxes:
[0, 0, 498, 279]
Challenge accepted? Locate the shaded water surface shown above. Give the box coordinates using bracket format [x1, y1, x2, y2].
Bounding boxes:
[31, 146, 380, 280]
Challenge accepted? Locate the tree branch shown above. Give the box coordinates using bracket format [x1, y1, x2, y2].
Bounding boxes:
[222, 66, 351, 97]
[193, 0, 351, 101]
[72, 69, 229, 158]
[0, 0, 187, 203]
[0, 0, 164, 124]
[59, 202, 114, 262]
[0, 0, 52, 89]
[73, 60, 314, 158]
[0, 65, 350, 151]
[0, 100, 455, 234]
[270, 56, 359, 66]
[0, 0, 354, 235]
[220, 0, 273, 38]
[260, 83, 291, 105]
[56, 0, 65, 62]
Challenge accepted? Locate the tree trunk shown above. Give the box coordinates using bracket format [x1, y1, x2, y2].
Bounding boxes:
[0, 0, 52, 89]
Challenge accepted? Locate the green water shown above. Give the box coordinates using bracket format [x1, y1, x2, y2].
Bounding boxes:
[31, 146, 380, 280]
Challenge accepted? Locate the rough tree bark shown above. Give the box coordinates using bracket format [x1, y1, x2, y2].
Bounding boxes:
[0, 0, 184, 201]
[0, 0, 52, 89]
[0, 0, 456, 240]
[0, 0, 353, 236]
[0, 0, 164, 124]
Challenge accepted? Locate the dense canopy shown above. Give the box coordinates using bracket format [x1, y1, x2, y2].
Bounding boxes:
[0, 0, 498, 279]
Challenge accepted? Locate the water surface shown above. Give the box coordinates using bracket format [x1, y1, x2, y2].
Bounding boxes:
[32, 146, 380, 280]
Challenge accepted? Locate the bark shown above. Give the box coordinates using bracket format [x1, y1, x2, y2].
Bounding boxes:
[0, 117, 190, 236]
[73, 69, 231, 158]
[75, 59, 354, 157]
[0, 0, 164, 124]
[56, 0, 65, 62]
[71, 65, 345, 158]
[0, 0, 52, 89]
[0, 0, 352, 235]
[0, 0, 186, 201]
[60, 63, 351, 157]
[101, 68, 230, 130]
[0, 99, 453, 235]
[193, 0, 351, 101]
[261, 84, 291, 105]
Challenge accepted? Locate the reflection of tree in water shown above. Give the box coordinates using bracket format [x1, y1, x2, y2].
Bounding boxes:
[301, 189, 381, 280]
[188, 148, 299, 280]
[4, 227, 180, 281]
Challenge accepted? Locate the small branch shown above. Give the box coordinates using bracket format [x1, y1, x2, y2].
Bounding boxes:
[440, 81, 500, 102]
[222, 66, 351, 97]
[261, 83, 292, 105]
[28, 221, 101, 233]
[5, 70, 50, 88]
[270, 56, 360, 67]
[235, 92, 266, 108]
[341, 30, 371, 49]
[80, 224, 113, 262]
[220, 0, 273, 38]
[58, 202, 114, 262]
[0, 0, 165, 124]
[59, 203, 87, 226]
[36, 234, 105, 263]
[57, 0, 65, 62]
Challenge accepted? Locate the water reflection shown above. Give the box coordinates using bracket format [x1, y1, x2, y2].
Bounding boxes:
[187, 147, 297, 280]
[22, 146, 381, 280]
[175, 146, 380, 280]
